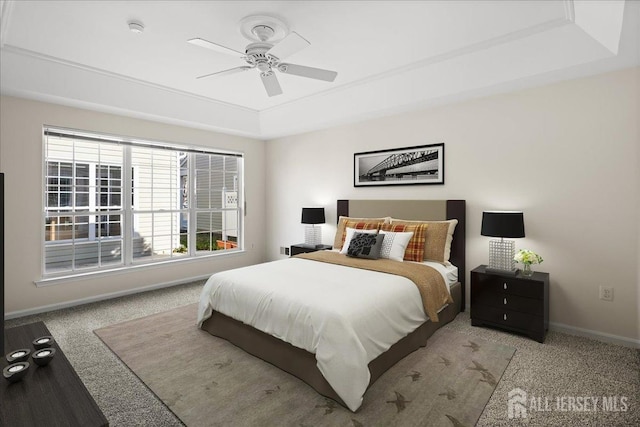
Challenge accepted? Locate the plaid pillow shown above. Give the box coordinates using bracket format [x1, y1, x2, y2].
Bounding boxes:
[339, 220, 381, 249]
[390, 219, 457, 263]
[380, 223, 428, 262]
[334, 216, 386, 249]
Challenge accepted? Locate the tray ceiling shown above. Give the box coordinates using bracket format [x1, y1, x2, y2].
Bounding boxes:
[1, 0, 638, 138]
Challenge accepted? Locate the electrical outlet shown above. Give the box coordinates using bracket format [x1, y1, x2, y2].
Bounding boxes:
[599, 286, 614, 302]
[279, 246, 291, 256]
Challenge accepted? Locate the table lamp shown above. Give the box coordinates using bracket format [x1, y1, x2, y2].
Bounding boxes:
[481, 211, 525, 275]
[301, 207, 325, 248]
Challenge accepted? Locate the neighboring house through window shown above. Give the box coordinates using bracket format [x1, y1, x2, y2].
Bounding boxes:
[43, 127, 243, 277]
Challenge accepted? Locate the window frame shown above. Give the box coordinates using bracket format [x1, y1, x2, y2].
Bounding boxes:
[40, 126, 245, 281]
[45, 160, 124, 244]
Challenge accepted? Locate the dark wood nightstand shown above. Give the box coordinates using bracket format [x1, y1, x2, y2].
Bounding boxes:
[471, 265, 549, 343]
[290, 244, 332, 257]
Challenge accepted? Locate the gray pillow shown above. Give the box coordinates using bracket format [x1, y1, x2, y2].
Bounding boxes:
[347, 232, 384, 259]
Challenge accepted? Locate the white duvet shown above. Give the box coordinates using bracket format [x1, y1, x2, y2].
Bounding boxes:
[197, 257, 444, 411]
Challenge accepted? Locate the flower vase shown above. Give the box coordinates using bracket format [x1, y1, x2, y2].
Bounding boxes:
[522, 264, 533, 277]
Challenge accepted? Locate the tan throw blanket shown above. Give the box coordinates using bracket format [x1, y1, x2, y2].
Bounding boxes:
[295, 251, 453, 322]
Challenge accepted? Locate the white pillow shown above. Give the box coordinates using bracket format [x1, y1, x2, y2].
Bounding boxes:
[340, 227, 379, 254]
[379, 230, 414, 262]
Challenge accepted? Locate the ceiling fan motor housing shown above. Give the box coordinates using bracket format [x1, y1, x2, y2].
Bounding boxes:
[245, 42, 279, 74]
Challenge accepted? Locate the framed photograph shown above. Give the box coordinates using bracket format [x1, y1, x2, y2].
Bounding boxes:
[354, 143, 444, 187]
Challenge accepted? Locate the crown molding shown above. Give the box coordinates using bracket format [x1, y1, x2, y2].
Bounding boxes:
[0, 0, 15, 48]
[563, 0, 576, 23]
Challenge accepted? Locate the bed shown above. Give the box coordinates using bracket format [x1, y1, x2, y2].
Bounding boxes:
[197, 199, 466, 411]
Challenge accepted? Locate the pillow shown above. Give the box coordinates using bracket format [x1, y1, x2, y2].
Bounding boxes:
[340, 227, 379, 254]
[389, 219, 458, 263]
[346, 232, 385, 259]
[380, 223, 428, 262]
[334, 217, 385, 249]
[379, 230, 414, 262]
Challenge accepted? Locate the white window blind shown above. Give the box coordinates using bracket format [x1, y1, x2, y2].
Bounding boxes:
[43, 127, 243, 277]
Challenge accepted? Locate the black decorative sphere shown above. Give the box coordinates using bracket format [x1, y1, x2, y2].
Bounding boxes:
[6, 348, 31, 363]
[32, 348, 56, 366]
[32, 336, 55, 350]
[3, 362, 30, 383]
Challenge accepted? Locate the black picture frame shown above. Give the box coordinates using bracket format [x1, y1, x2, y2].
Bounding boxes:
[354, 143, 445, 187]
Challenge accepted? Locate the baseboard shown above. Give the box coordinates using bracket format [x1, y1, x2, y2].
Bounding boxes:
[549, 321, 640, 349]
[464, 303, 638, 348]
[5, 274, 211, 320]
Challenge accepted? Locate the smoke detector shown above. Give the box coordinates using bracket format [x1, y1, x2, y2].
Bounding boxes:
[128, 20, 144, 34]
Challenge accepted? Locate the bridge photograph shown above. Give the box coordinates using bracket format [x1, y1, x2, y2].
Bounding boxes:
[354, 143, 444, 187]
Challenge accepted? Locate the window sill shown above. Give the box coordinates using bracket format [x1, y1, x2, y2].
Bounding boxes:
[35, 249, 247, 287]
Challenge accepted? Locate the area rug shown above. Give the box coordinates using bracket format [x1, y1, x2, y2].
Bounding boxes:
[95, 304, 515, 427]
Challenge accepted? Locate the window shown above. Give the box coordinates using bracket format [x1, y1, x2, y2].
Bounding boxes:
[43, 127, 243, 277]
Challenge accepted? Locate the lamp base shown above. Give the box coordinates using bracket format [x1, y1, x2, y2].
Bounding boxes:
[304, 225, 321, 247]
[488, 239, 516, 272]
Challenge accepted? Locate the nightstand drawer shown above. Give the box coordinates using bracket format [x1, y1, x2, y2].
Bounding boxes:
[474, 275, 543, 299]
[471, 292, 542, 316]
[472, 305, 544, 333]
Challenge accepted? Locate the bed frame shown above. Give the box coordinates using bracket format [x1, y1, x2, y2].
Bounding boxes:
[201, 199, 466, 408]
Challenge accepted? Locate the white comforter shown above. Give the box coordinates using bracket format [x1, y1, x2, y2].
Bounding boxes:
[197, 257, 432, 411]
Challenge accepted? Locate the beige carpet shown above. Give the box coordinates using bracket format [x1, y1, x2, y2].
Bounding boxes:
[95, 303, 515, 427]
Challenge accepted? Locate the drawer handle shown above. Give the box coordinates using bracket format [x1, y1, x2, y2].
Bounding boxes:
[503, 314, 508, 321]
[503, 283, 508, 290]
[504, 297, 507, 305]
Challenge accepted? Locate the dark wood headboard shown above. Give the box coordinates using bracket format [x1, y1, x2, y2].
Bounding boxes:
[336, 199, 466, 311]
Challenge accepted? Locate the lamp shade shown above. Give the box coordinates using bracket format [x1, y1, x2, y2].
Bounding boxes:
[481, 211, 525, 238]
[301, 207, 325, 225]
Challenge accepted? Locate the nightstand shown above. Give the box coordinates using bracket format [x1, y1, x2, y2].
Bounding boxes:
[471, 265, 549, 343]
[290, 244, 332, 256]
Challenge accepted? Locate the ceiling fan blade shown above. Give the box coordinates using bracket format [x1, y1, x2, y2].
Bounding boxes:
[196, 66, 253, 79]
[260, 72, 283, 97]
[278, 63, 337, 82]
[187, 37, 245, 57]
[266, 32, 310, 60]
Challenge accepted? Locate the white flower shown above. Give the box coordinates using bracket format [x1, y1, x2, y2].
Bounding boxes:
[514, 249, 543, 265]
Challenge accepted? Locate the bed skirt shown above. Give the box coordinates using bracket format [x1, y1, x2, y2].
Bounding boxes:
[200, 281, 462, 408]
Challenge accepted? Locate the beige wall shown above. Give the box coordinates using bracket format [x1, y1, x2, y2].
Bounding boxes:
[0, 96, 266, 315]
[2, 67, 638, 344]
[265, 67, 640, 343]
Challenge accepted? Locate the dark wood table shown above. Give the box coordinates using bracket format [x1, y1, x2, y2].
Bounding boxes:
[1, 321, 108, 426]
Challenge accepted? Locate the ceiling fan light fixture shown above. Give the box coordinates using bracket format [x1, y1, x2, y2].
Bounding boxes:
[256, 62, 271, 72]
[128, 20, 145, 34]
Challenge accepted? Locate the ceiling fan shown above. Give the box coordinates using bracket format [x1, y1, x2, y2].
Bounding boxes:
[188, 15, 337, 97]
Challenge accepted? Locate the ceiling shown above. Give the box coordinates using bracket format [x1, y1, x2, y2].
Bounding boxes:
[1, 1, 638, 139]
